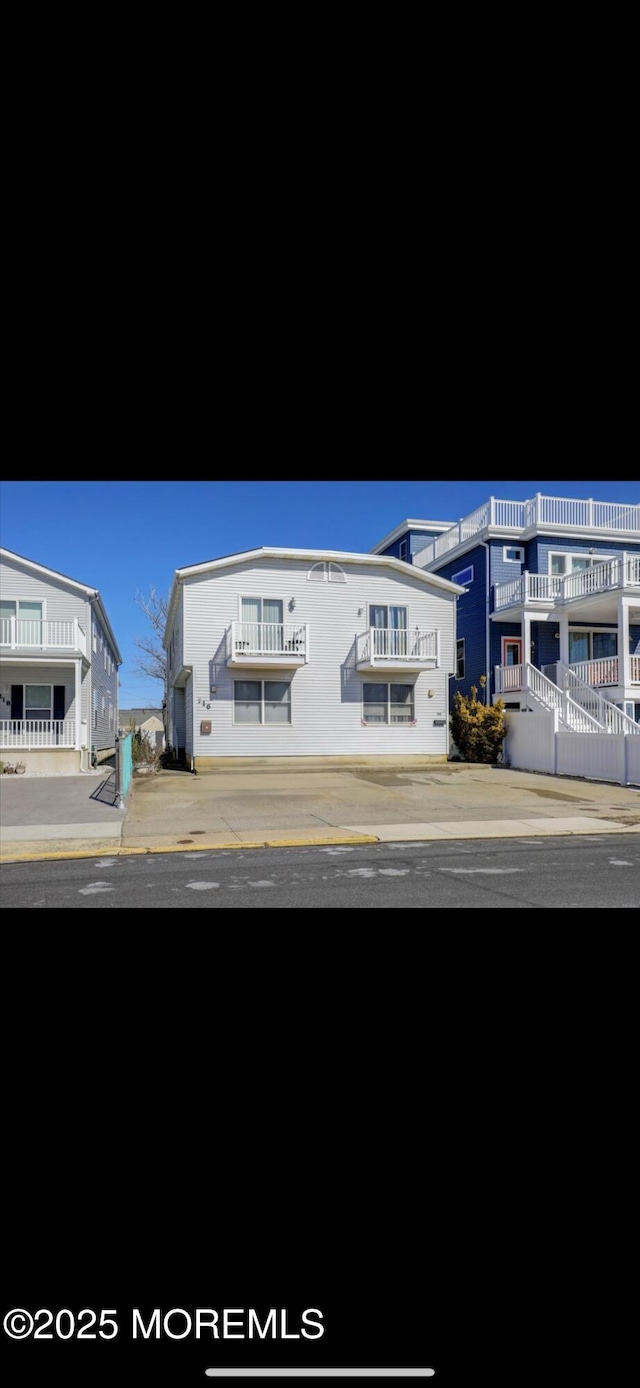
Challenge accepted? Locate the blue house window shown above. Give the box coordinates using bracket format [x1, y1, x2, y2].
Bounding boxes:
[399, 539, 408, 561]
[504, 546, 524, 563]
[452, 565, 473, 586]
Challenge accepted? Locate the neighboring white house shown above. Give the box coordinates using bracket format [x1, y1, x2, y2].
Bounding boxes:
[163, 547, 465, 768]
[0, 547, 121, 774]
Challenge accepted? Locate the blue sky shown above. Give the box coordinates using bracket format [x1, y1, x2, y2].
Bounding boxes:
[1, 479, 634, 707]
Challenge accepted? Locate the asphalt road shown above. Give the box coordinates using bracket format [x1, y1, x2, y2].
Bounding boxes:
[2, 835, 638, 908]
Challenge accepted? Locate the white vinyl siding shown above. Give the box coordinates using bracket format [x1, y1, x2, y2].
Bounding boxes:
[176, 557, 457, 759]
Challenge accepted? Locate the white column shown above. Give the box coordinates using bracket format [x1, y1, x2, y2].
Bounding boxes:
[618, 593, 631, 694]
[522, 612, 532, 666]
[75, 660, 81, 749]
[558, 611, 570, 666]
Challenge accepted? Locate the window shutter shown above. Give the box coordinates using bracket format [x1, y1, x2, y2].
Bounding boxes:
[11, 685, 23, 719]
[53, 686, 66, 720]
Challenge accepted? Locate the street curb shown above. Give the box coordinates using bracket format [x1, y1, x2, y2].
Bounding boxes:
[0, 834, 381, 864]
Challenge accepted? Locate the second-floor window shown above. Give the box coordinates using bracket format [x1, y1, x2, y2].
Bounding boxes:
[0, 600, 43, 644]
[550, 552, 614, 575]
[456, 638, 465, 679]
[241, 597, 283, 627]
[369, 604, 407, 630]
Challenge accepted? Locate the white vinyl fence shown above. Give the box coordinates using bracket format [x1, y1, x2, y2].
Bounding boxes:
[504, 711, 640, 786]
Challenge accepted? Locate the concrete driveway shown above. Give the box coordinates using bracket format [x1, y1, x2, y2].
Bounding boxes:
[2, 757, 638, 861]
[0, 767, 125, 843]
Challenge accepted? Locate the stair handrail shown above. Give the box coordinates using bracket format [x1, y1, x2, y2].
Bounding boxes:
[523, 663, 603, 733]
[556, 662, 640, 734]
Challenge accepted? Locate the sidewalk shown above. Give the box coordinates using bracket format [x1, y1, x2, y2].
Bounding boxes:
[1, 759, 639, 862]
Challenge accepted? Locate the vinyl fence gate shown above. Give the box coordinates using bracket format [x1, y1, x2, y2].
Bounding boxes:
[115, 731, 133, 807]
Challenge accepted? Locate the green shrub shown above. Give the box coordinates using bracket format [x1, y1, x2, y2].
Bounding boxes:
[131, 729, 159, 766]
[450, 677, 507, 764]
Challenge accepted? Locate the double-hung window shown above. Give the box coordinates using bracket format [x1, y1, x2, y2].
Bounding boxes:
[25, 684, 52, 722]
[234, 680, 291, 725]
[363, 683, 414, 724]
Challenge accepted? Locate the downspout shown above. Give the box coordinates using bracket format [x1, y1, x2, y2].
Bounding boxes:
[479, 541, 490, 703]
[191, 668, 196, 774]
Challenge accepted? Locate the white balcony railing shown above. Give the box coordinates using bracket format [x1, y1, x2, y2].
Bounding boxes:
[414, 495, 640, 568]
[494, 555, 640, 612]
[227, 621, 308, 659]
[356, 627, 439, 664]
[0, 618, 87, 656]
[0, 719, 76, 748]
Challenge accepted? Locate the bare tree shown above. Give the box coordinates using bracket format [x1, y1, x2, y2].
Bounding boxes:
[132, 585, 168, 688]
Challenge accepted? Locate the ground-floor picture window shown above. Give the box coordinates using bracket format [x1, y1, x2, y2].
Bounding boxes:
[363, 682, 414, 724]
[568, 629, 617, 662]
[234, 680, 291, 725]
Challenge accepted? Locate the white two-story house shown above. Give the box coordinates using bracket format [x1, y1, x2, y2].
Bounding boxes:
[164, 547, 465, 767]
[0, 547, 122, 773]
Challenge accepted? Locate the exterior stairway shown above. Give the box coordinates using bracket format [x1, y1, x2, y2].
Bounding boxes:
[520, 662, 640, 734]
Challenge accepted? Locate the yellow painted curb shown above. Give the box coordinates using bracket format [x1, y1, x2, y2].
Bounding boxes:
[0, 834, 380, 864]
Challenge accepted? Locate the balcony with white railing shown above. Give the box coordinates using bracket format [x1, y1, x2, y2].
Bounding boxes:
[413, 494, 640, 569]
[0, 719, 77, 748]
[0, 618, 87, 658]
[493, 554, 640, 614]
[356, 626, 440, 672]
[226, 621, 309, 668]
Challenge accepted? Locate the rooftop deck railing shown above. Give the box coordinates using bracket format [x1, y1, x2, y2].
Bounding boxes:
[414, 495, 640, 568]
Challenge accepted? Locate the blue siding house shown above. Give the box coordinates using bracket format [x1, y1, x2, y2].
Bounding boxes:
[371, 493, 640, 736]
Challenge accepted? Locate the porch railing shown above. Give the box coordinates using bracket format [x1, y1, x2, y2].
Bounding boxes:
[495, 663, 603, 733]
[561, 656, 639, 689]
[496, 664, 640, 735]
[356, 627, 439, 664]
[227, 621, 308, 659]
[494, 555, 640, 611]
[413, 495, 640, 568]
[0, 719, 76, 747]
[0, 618, 87, 656]
[565, 657, 619, 687]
